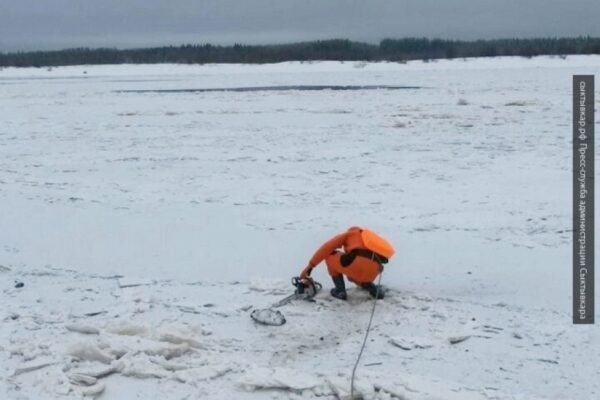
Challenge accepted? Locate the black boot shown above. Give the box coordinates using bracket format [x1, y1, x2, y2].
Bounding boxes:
[330, 275, 347, 300]
[361, 282, 385, 299]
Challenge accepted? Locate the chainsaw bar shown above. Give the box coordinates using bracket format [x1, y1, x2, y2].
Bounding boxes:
[271, 292, 303, 308]
[271, 277, 322, 308]
[250, 277, 323, 326]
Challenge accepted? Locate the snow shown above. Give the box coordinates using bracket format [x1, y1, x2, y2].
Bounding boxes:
[67, 342, 115, 364]
[238, 367, 323, 391]
[389, 336, 435, 350]
[1, 56, 599, 399]
[65, 324, 100, 335]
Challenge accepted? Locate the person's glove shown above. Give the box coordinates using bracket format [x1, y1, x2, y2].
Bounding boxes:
[300, 264, 314, 279]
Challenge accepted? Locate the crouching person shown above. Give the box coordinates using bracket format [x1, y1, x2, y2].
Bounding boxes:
[300, 227, 394, 300]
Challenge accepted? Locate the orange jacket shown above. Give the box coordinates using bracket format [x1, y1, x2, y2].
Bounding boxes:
[308, 226, 365, 267]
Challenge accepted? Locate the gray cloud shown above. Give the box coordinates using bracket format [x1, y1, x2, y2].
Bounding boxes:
[0, 0, 599, 51]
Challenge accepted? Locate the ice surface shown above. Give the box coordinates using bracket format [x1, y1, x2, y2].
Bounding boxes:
[65, 324, 100, 335]
[388, 336, 435, 350]
[67, 342, 115, 364]
[238, 367, 323, 391]
[67, 372, 98, 386]
[1, 57, 599, 399]
[12, 359, 56, 376]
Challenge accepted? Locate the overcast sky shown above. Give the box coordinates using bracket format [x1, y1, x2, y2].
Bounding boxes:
[1, 0, 599, 52]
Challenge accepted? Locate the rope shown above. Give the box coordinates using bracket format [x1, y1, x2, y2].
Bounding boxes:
[350, 271, 383, 400]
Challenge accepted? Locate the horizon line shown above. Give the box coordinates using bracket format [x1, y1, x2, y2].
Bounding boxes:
[2, 35, 599, 55]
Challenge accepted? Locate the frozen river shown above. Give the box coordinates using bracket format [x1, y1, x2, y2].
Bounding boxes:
[1, 56, 599, 400]
[0, 57, 597, 301]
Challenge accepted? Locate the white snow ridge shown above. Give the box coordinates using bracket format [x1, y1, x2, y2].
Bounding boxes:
[1, 263, 597, 399]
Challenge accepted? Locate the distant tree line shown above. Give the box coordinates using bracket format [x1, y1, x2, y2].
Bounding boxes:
[1, 37, 599, 67]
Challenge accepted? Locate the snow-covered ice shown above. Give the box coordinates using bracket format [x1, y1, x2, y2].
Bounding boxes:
[1, 56, 599, 399]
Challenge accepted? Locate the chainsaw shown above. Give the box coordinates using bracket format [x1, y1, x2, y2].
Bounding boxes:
[250, 276, 323, 326]
[270, 276, 322, 308]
